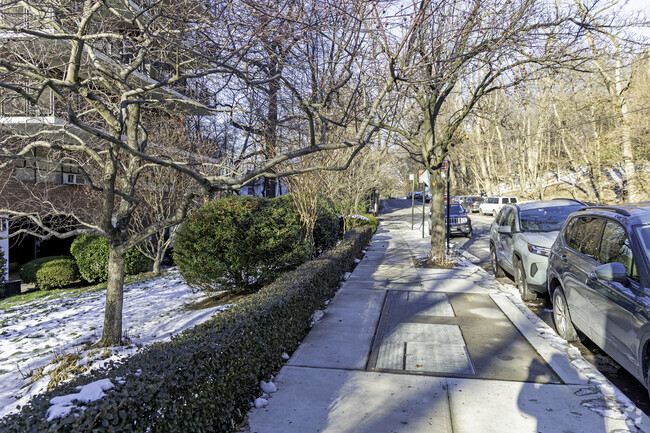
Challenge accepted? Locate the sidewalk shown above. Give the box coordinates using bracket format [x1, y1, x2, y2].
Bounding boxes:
[247, 207, 650, 433]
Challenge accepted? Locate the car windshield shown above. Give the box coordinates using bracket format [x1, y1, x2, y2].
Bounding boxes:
[519, 205, 583, 232]
[636, 225, 650, 266]
[445, 204, 466, 215]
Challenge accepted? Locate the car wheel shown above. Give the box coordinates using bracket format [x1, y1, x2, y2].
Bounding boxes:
[515, 260, 537, 301]
[552, 287, 579, 342]
[490, 244, 505, 277]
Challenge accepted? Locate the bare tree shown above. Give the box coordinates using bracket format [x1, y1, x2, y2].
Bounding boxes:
[369, 0, 575, 258]
[0, 0, 393, 346]
[574, 0, 648, 201]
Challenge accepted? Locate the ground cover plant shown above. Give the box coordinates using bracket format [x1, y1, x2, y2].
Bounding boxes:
[0, 226, 373, 432]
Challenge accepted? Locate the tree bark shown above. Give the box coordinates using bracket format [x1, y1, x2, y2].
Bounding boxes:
[429, 169, 446, 259]
[97, 246, 126, 347]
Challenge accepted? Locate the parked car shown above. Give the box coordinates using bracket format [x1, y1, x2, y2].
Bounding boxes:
[442, 202, 473, 237]
[461, 196, 484, 213]
[479, 196, 518, 216]
[547, 204, 650, 395]
[490, 199, 585, 300]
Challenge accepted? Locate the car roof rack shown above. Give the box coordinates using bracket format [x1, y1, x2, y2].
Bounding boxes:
[551, 198, 585, 204]
[577, 205, 631, 216]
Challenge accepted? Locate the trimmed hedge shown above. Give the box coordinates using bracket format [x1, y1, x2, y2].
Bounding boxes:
[0, 226, 373, 433]
[70, 235, 150, 284]
[19, 256, 73, 284]
[174, 195, 309, 294]
[36, 258, 79, 290]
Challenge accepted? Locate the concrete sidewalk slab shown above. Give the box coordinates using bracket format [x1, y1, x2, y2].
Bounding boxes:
[448, 378, 637, 433]
[287, 288, 385, 370]
[248, 367, 451, 433]
[417, 278, 492, 294]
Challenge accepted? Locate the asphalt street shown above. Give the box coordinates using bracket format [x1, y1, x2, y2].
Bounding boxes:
[384, 197, 650, 415]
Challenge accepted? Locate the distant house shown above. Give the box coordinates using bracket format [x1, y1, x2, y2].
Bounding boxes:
[239, 177, 288, 198]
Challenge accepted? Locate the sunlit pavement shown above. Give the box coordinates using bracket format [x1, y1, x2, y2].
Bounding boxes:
[247, 201, 650, 433]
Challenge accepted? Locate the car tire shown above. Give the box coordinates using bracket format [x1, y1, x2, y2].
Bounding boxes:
[515, 260, 537, 301]
[552, 287, 579, 342]
[490, 244, 505, 277]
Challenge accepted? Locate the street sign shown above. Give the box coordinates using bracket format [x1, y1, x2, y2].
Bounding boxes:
[442, 160, 449, 170]
[418, 169, 430, 186]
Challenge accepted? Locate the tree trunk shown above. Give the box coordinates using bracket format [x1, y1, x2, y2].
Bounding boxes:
[97, 247, 126, 347]
[620, 101, 638, 202]
[152, 254, 162, 275]
[429, 169, 446, 259]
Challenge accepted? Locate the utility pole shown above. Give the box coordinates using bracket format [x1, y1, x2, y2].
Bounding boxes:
[409, 174, 414, 230]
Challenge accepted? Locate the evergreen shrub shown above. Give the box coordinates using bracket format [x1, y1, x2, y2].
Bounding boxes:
[0, 226, 373, 433]
[174, 195, 309, 293]
[35, 257, 79, 290]
[19, 256, 71, 284]
[70, 235, 149, 284]
[312, 197, 340, 255]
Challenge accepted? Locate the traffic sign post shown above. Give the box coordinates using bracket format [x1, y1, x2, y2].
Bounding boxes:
[409, 174, 415, 230]
[419, 169, 430, 238]
[444, 160, 451, 254]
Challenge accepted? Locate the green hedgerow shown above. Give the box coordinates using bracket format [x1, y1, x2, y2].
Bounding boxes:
[0, 227, 373, 433]
[70, 235, 150, 284]
[174, 195, 310, 294]
[35, 257, 79, 290]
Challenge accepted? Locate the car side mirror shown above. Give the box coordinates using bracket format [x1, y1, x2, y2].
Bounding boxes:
[593, 262, 628, 285]
[498, 226, 512, 235]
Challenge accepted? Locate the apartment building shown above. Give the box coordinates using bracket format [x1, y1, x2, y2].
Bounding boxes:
[0, 0, 211, 278]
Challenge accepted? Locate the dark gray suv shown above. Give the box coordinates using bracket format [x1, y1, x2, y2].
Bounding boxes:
[547, 204, 650, 395]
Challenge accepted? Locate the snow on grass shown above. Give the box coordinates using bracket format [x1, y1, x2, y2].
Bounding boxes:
[0, 269, 229, 419]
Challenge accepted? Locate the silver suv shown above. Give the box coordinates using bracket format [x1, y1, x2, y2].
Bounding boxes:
[489, 199, 585, 300]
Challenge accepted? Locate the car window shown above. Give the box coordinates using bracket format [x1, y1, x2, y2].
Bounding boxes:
[510, 198, 518, 203]
[519, 205, 584, 232]
[487, 197, 498, 204]
[636, 225, 650, 269]
[497, 208, 511, 226]
[567, 217, 604, 260]
[446, 203, 465, 215]
[563, 218, 577, 242]
[505, 208, 516, 230]
[599, 221, 638, 280]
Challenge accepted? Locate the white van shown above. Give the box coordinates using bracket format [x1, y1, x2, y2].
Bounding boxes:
[479, 196, 518, 216]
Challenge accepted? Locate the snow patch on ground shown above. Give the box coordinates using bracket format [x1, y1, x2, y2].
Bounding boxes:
[310, 310, 325, 326]
[46, 378, 114, 421]
[0, 269, 228, 419]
